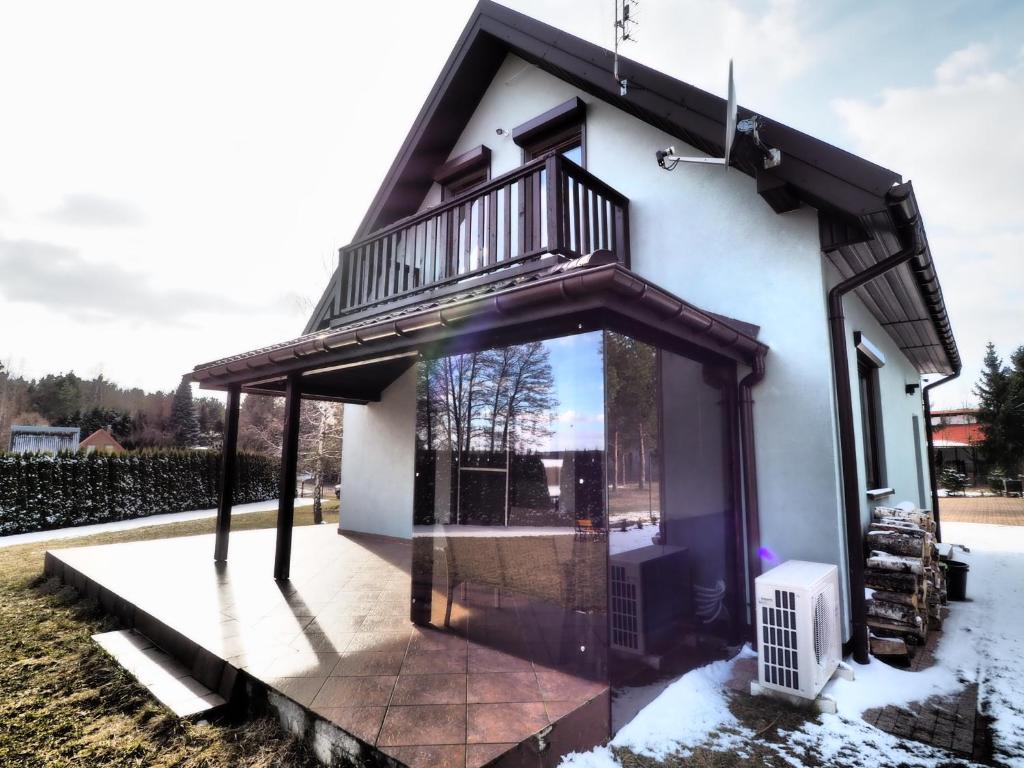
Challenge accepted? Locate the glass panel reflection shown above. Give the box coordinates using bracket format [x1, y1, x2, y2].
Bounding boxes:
[412, 332, 610, 750]
[605, 333, 742, 731]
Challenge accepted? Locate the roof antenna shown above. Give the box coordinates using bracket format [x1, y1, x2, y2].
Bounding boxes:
[655, 62, 782, 171]
[614, 0, 638, 96]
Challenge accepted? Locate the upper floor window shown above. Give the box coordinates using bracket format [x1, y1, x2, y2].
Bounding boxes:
[434, 145, 491, 201]
[512, 96, 586, 168]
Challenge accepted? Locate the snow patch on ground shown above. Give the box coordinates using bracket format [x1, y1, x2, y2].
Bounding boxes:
[608, 525, 659, 555]
[562, 647, 757, 768]
[943, 521, 1024, 765]
[562, 521, 1024, 768]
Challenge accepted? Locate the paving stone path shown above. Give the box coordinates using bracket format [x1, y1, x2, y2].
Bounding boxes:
[862, 611, 992, 763]
[940, 496, 1024, 526]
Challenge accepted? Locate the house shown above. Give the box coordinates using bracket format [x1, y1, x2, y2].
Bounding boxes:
[78, 427, 125, 455]
[184, 2, 959, 763]
[8, 425, 80, 454]
[930, 408, 985, 485]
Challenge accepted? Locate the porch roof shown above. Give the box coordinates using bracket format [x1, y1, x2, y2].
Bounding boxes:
[190, 255, 768, 403]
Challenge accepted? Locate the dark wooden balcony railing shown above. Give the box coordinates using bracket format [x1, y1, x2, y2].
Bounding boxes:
[333, 153, 629, 318]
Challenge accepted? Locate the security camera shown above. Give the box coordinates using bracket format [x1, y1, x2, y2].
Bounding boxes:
[655, 146, 675, 168]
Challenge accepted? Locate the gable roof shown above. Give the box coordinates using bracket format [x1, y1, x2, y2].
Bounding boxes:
[80, 428, 125, 452]
[305, 0, 958, 375]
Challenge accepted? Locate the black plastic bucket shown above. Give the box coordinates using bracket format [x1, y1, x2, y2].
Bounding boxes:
[947, 560, 969, 601]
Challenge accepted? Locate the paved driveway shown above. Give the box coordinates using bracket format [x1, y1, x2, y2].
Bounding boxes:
[939, 495, 1024, 526]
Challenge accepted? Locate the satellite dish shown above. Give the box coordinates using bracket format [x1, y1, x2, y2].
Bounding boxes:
[655, 59, 740, 169]
[723, 59, 737, 168]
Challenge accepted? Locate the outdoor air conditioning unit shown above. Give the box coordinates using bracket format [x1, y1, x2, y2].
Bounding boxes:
[609, 544, 690, 656]
[754, 560, 841, 701]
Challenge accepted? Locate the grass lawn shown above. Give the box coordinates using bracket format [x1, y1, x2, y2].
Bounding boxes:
[0, 502, 338, 768]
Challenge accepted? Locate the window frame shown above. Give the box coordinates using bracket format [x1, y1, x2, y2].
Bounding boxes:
[512, 96, 587, 168]
[857, 355, 885, 490]
[434, 145, 491, 201]
[521, 121, 585, 167]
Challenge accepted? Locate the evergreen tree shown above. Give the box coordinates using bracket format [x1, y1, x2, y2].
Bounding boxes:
[974, 342, 1024, 474]
[169, 379, 201, 447]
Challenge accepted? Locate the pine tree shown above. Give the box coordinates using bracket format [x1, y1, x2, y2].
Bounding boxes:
[974, 342, 1024, 474]
[169, 379, 201, 447]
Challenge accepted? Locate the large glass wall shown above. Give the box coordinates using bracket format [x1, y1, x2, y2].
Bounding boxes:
[409, 329, 743, 744]
[605, 333, 742, 730]
[411, 332, 610, 746]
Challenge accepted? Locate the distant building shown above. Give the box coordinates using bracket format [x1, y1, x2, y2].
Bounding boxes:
[930, 408, 985, 484]
[9, 425, 81, 454]
[79, 428, 125, 455]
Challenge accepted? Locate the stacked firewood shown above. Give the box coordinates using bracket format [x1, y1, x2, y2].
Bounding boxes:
[864, 505, 945, 654]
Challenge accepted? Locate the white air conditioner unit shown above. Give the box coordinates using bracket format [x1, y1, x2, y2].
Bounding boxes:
[754, 560, 840, 700]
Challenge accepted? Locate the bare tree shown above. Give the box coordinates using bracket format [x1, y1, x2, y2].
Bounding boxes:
[298, 400, 343, 524]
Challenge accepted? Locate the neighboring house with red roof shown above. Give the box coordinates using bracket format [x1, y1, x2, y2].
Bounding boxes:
[79, 428, 125, 455]
[930, 408, 985, 484]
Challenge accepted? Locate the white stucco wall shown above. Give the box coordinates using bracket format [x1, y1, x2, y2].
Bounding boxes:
[834, 262, 931, 522]
[350, 54, 931, 638]
[338, 366, 417, 539]
[437, 54, 850, 622]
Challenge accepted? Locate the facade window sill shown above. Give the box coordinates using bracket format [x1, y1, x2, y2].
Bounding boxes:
[866, 487, 895, 500]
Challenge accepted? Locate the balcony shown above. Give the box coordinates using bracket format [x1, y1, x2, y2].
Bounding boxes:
[330, 153, 630, 322]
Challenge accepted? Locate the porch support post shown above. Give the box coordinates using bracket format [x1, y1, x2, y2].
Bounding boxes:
[214, 383, 241, 563]
[274, 373, 302, 580]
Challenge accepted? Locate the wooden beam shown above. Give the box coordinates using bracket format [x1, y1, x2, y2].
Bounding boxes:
[214, 383, 241, 563]
[274, 373, 302, 580]
[756, 169, 801, 214]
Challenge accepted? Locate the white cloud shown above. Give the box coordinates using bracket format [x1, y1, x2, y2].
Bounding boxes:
[44, 193, 144, 228]
[834, 44, 1024, 407]
[935, 42, 993, 84]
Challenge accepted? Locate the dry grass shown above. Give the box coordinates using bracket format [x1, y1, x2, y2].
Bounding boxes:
[0, 502, 337, 768]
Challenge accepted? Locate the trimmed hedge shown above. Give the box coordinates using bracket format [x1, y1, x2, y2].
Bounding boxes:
[0, 450, 279, 536]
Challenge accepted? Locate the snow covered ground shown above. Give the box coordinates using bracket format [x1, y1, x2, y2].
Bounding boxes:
[0, 498, 314, 548]
[563, 521, 1024, 768]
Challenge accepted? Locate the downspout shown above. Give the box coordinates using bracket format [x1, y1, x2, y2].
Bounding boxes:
[828, 184, 925, 665]
[923, 372, 960, 542]
[739, 351, 766, 644]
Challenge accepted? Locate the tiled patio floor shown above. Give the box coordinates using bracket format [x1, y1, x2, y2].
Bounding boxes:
[45, 526, 609, 768]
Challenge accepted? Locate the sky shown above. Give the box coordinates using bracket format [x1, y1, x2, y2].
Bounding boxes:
[0, 0, 1021, 408]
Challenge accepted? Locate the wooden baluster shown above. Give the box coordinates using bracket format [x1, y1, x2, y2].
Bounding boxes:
[615, 200, 630, 268]
[407, 225, 415, 290]
[427, 215, 438, 285]
[440, 210, 451, 280]
[517, 178, 527, 258]
[504, 184, 512, 261]
[531, 169, 542, 253]
[362, 246, 374, 307]
[382, 236, 393, 300]
[487, 190, 498, 266]
[580, 183, 591, 255]
[572, 177, 583, 255]
[545, 155, 562, 255]
[462, 201, 472, 274]
[372, 239, 383, 302]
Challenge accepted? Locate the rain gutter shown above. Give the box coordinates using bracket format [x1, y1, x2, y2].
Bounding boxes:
[828, 182, 928, 665]
[922, 371, 960, 542]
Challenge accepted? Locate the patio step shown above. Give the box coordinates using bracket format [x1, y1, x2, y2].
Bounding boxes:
[92, 629, 227, 717]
